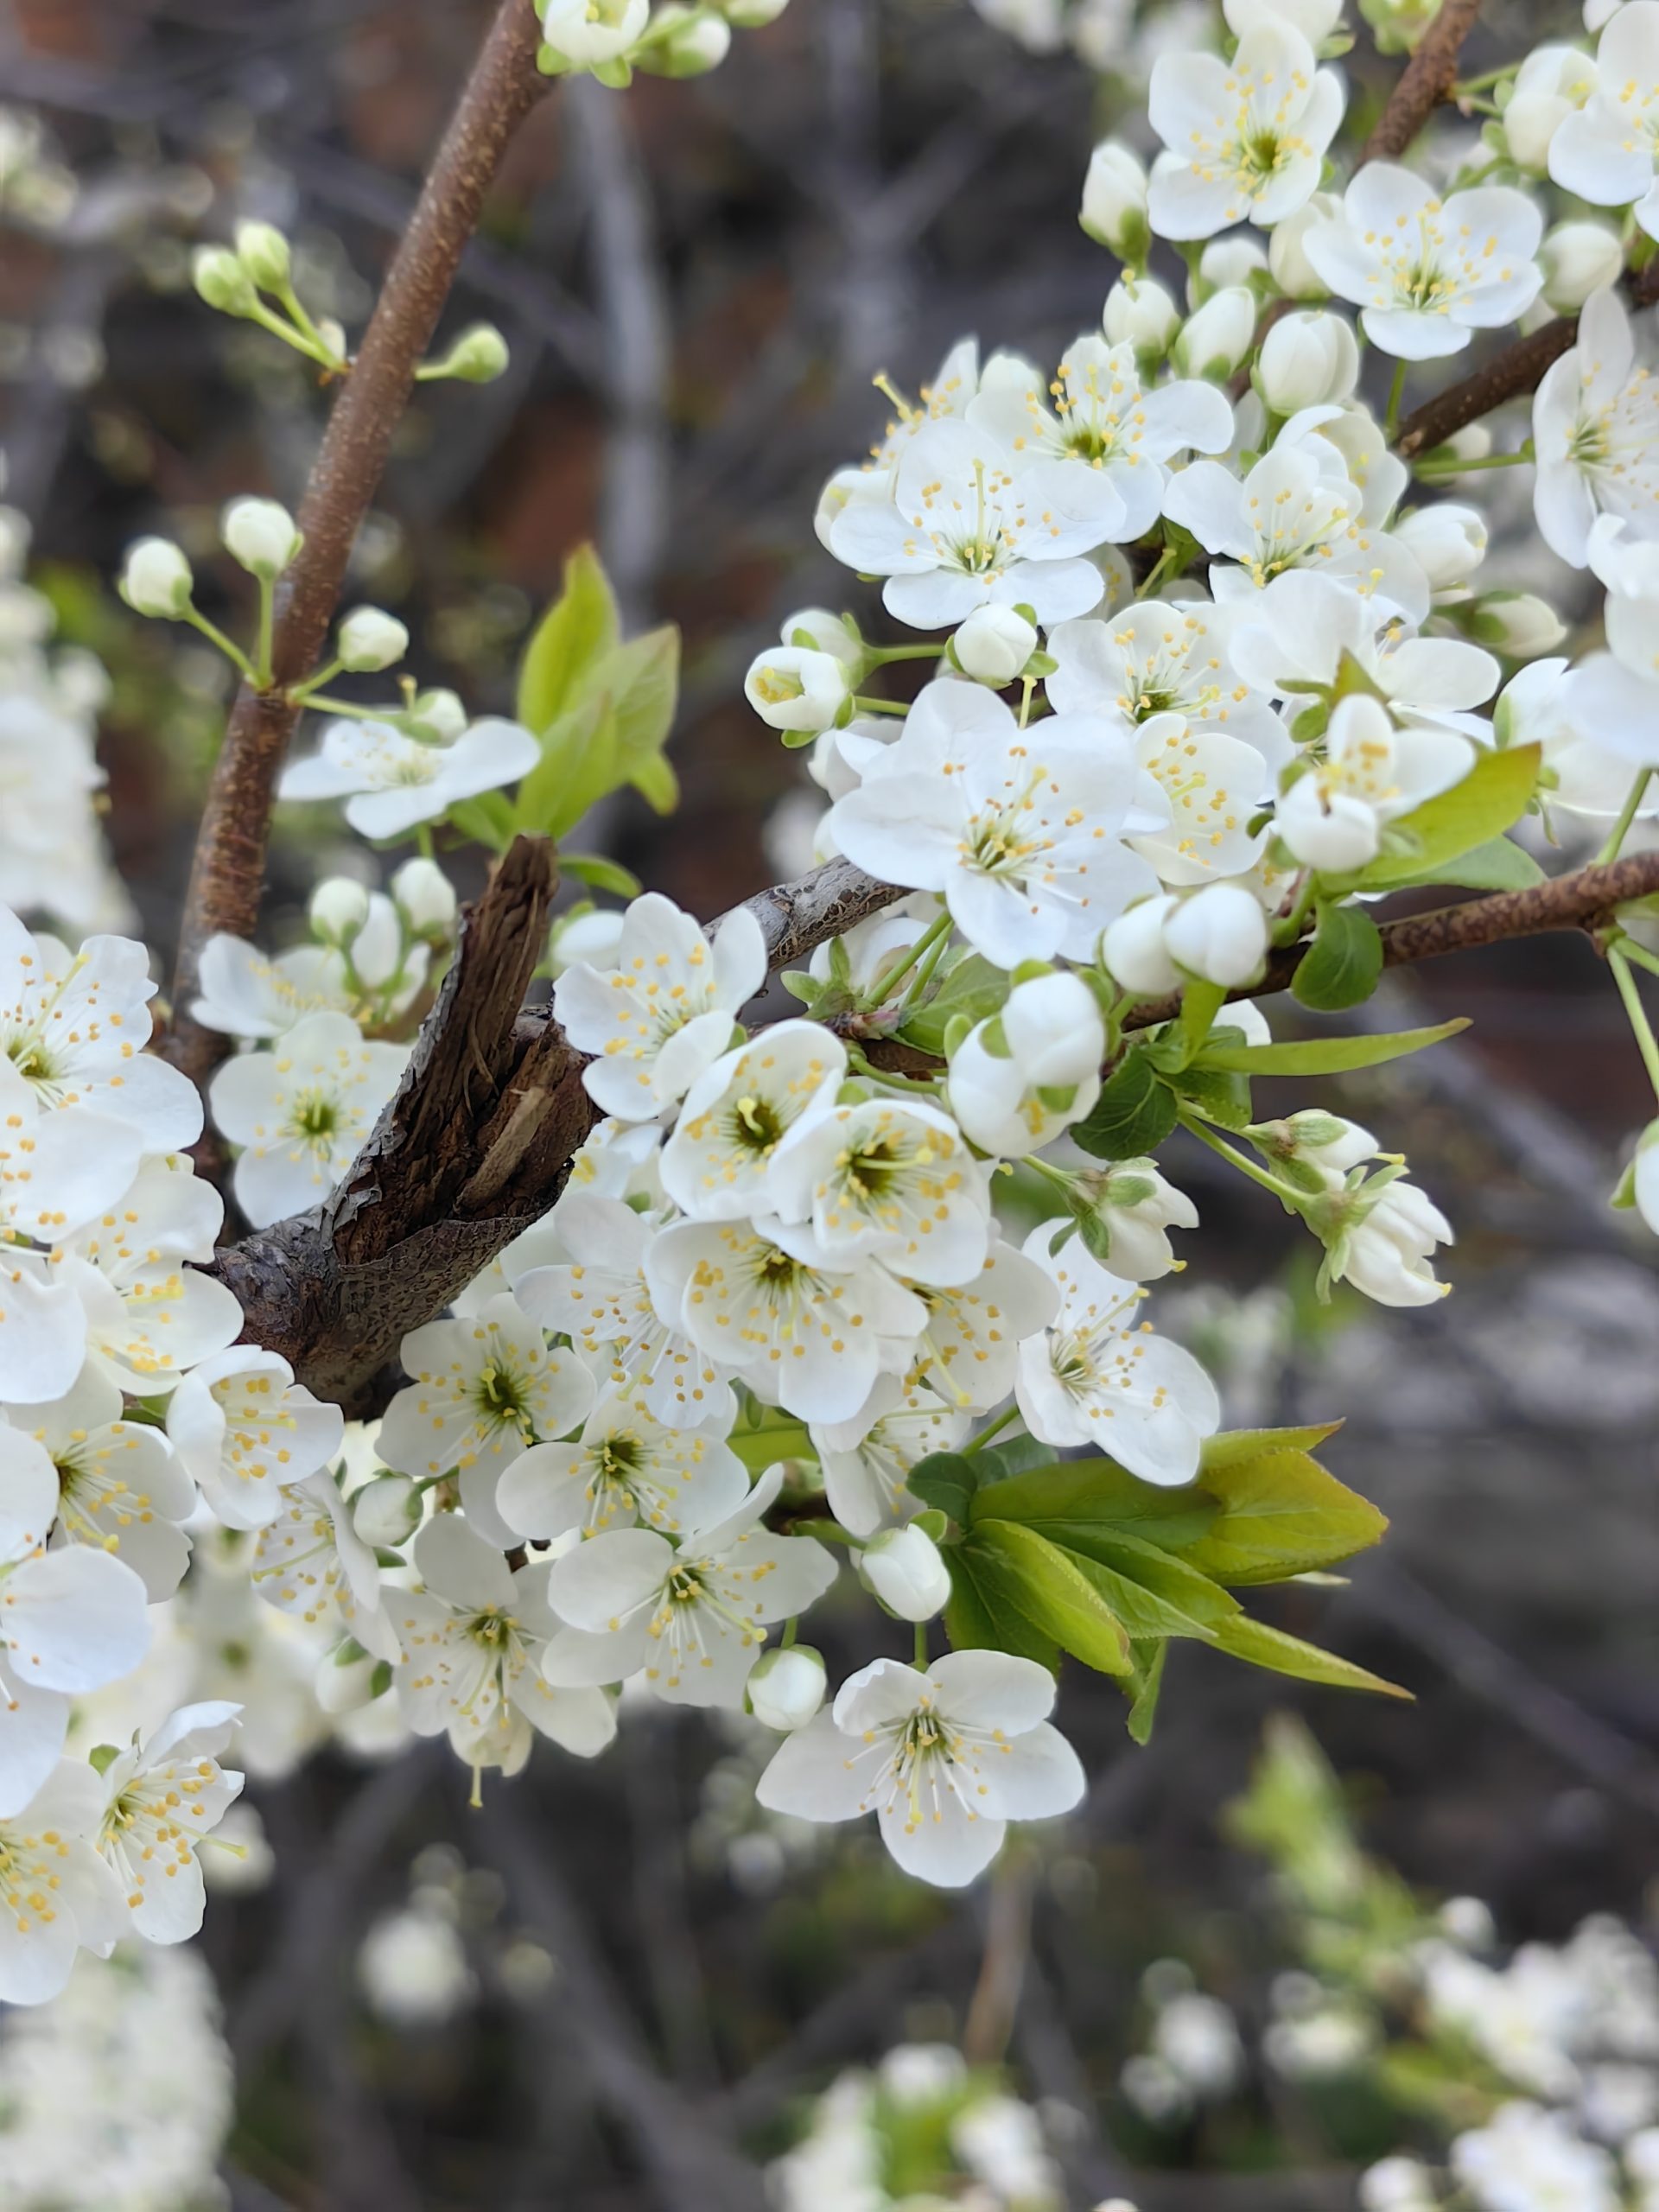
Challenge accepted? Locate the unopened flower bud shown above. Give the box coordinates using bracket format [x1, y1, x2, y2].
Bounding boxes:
[1164, 882, 1268, 988]
[309, 876, 372, 945]
[1079, 140, 1149, 263]
[745, 645, 851, 736]
[861, 1525, 951, 1622]
[430, 322, 511, 383]
[391, 857, 458, 938]
[1268, 192, 1342, 300]
[193, 244, 258, 316]
[347, 894, 404, 988]
[747, 1643, 827, 1729]
[640, 3, 732, 73]
[1103, 275, 1180, 359]
[1103, 895, 1179, 996]
[1192, 234, 1267, 306]
[234, 219, 291, 291]
[406, 687, 467, 743]
[316, 1642, 383, 1715]
[1257, 310, 1359, 415]
[222, 496, 302, 579]
[724, 0, 789, 23]
[1173, 287, 1255, 382]
[1393, 503, 1488, 592]
[1074, 1160, 1198, 1281]
[120, 537, 194, 618]
[337, 605, 410, 672]
[550, 905, 626, 976]
[779, 607, 863, 671]
[1357, 0, 1441, 56]
[1539, 220, 1624, 314]
[1502, 44, 1596, 174]
[1469, 591, 1567, 657]
[953, 604, 1037, 684]
[352, 1473, 423, 1549]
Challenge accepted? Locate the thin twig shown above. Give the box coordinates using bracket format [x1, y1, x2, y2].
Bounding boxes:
[1358, 0, 1483, 165]
[162, 0, 547, 1086]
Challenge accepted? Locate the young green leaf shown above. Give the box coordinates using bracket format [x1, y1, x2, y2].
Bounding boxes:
[906, 1450, 981, 1526]
[944, 1540, 1061, 1672]
[517, 543, 620, 734]
[1352, 741, 1541, 893]
[1197, 1020, 1469, 1077]
[898, 955, 1010, 1058]
[1184, 1432, 1387, 1586]
[1370, 836, 1542, 894]
[970, 1457, 1220, 1551]
[1292, 903, 1383, 1013]
[963, 1522, 1134, 1676]
[1125, 1639, 1167, 1745]
[561, 853, 643, 897]
[1211, 1612, 1411, 1698]
[1071, 1049, 1179, 1160]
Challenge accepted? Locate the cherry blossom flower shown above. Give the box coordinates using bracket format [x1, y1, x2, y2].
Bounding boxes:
[392, 1513, 616, 1771]
[378, 1295, 596, 1548]
[1275, 695, 1475, 874]
[659, 1020, 846, 1221]
[813, 340, 982, 551]
[1548, 0, 1659, 240]
[1533, 286, 1659, 567]
[9, 1363, 194, 1599]
[825, 419, 1128, 630]
[906, 1240, 1061, 1413]
[967, 335, 1235, 540]
[189, 934, 354, 1041]
[810, 1376, 971, 1536]
[769, 1095, 994, 1287]
[165, 1346, 345, 1532]
[1303, 167, 1543, 359]
[826, 680, 1157, 969]
[207, 1009, 408, 1229]
[0, 1758, 128, 2003]
[495, 1387, 750, 1540]
[94, 1701, 245, 1943]
[0, 911, 201, 1152]
[1046, 600, 1289, 767]
[543, 1464, 837, 1707]
[1014, 1222, 1220, 1482]
[251, 1469, 397, 1659]
[947, 969, 1106, 1158]
[648, 1213, 926, 1424]
[756, 1651, 1084, 1887]
[277, 715, 540, 840]
[554, 893, 767, 1122]
[1146, 20, 1345, 239]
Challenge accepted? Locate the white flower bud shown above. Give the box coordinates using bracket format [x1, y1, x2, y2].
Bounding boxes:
[349, 893, 404, 988]
[1001, 969, 1105, 1085]
[779, 607, 863, 670]
[747, 1644, 827, 1729]
[352, 1473, 422, 1548]
[1539, 220, 1624, 315]
[337, 605, 410, 672]
[222, 496, 302, 579]
[1268, 192, 1342, 300]
[1359, 2157, 1440, 2212]
[234, 219, 291, 291]
[316, 315, 349, 363]
[549, 906, 626, 976]
[1164, 882, 1268, 988]
[537, 0, 650, 66]
[1103, 276, 1180, 358]
[315, 1643, 383, 1715]
[860, 1525, 951, 1622]
[1392, 503, 1488, 592]
[192, 244, 258, 316]
[1469, 591, 1567, 657]
[407, 687, 467, 743]
[1502, 44, 1596, 174]
[642, 3, 731, 73]
[1075, 1160, 1198, 1281]
[745, 645, 851, 734]
[308, 876, 372, 945]
[1192, 234, 1267, 305]
[953, 605, 1037, 683]
[1079, 141, 1149, 263]
[1440, 423, 1492, 467]
[1440, 1896, 1497, 1950]
[391, 857, 458, 938]
[1172, 287, 1256, 382]
[725, 0, 789, 23]
[1256, 310, 1360, 415]
[119, 536, 194, 618]
[1224, 0, 1342, 36]
[1103, 895, 1179, 996]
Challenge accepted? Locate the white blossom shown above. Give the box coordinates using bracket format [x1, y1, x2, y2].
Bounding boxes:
[906, 1240, 1061, 1413]
[9, 1364, 194, 1599]
[769, 1093, 994, 1287]
[190, 933, 354, 1041]
[1549, 1, 1659, 241]
[1276, 696, 1473, 874]
[811, 1374, 971, 1535]
[251, 1469, 397, 1658]
[165, 1346, 345, 1532]
[277, 715, 539, 839]
[1503, 43, 1597, 174]
[0, 1760, 127, 2004]
[1146, 22, 1344, 238]
[1533, 286, 1659, 568]
[948, 969, 1105, 1157]
[659, 1020, 846, 1221]
[207, 1008, 408, 1228]
[94, 1702, 244, 1944]
[756, 1651, 1084, 1887]
[494, 1387, 750, 1540]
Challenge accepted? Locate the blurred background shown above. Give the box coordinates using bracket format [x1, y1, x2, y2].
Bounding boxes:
[2, 0, 1657, 2206]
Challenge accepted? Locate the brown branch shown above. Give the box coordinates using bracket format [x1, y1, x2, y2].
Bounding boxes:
[162, 0, 547, 1087]
[1358, 0, 1483, 166]
[739, 852, 902, 969]
[1395, 260, 1659, 460]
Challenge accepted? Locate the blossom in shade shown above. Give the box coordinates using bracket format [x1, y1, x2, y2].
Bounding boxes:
[165, 1346, 346, 1533]
[93, 1702, 245, 1944]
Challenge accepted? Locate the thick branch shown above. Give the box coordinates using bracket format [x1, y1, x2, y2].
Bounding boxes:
[163, 0, 546, 1086]
[1358, 0, 1482, 165]
[1396, 261, 1659, 459]
[739, 851, 902, 969]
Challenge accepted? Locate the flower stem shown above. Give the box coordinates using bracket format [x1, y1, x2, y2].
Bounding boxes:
[254, 574, 276, 689]
[851, 694, 909, 716]
[1610, 947, 1659, 1108]
[867, 642, 946, 664]
[1412, 448, 1531, 479]
[1597, 769, 1652, 866]
[963, 1403, 1021, 1456]
[184, 607, 257, 682]
[1180, 1113, 1308, 1207]
[1274, 872, 1319, 948]
[1385, 359, 1408, 437]
[856, 909, 950, 1012]
[913, 1621, 930, 1669]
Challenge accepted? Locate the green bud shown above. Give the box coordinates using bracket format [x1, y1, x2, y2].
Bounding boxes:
[234, 219, 291, 292]
[193, 244, 258, 316]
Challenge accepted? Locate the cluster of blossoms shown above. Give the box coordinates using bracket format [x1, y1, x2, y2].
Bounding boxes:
[1116, 1720, 1659, 2212]
[772, 2039, 1134, 2212]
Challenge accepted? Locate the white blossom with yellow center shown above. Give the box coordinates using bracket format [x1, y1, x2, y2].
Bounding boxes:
[1146, 20, 1345, 240]
[94, 1702, 244, 1944]
[167, 1344, 343, 1533]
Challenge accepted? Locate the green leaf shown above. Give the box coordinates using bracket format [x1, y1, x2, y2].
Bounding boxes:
[561, 852, 643, 897]
[1071, 1049, 1179, 1160]
[970, 1458, 1220, 1552]
[517, 543, 620, 734]
[1174, 979, 1228, 1068]
[1197, 1019, 1469, 1077]
[444, 792, 515, 851]
[603, 625, 680, 804]
[512, 693, 617, 842]
[898, 955, 1009, 1058]
[968, 1522, 1134, 1676]
[629, 748, 679, 817]
[906, 1450, 980, 1525]
[1292, 903, 1383, 1013]
[1372, 836, 1543, 893]
[1184, 1429, 1387, 1586]
[1165, 1063, 1253, 1129]
[1211, 1612, 1411, 1699]
[944, 1539, 1060, 1672]
[1351, 742, 1541, 893]
[1046, 1523, 1240, 1637]
[1126, 1640, 1167, 1745]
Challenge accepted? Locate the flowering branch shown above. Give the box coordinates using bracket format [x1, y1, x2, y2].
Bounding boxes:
[1358, 0, 1484, 165]
[162, 0, 547, 1086]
